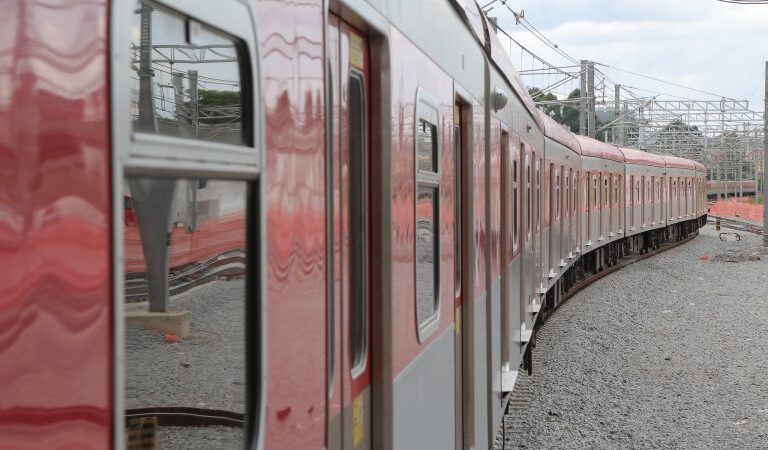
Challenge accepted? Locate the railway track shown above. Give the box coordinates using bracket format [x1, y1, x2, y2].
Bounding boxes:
[707, 215, 764, 235]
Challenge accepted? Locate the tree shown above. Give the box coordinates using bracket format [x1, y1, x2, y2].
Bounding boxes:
[560, 89, 581, 133]
[529, 87, 561, 121]
[198, 89, 239, 108]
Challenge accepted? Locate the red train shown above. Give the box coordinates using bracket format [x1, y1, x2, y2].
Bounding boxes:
[0, 0, 707, 449]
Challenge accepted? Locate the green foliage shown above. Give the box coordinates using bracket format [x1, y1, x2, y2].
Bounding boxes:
[198, 89, 240, 107]
[529, 87, 561, 121]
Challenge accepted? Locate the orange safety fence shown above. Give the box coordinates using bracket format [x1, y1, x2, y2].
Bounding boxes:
[124, 211, 246, 273]
[708, 198, 764, 225]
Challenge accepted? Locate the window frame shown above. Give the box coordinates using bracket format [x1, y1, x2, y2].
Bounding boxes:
[110, 1, 265, 448]
[414, 88, 441, 343]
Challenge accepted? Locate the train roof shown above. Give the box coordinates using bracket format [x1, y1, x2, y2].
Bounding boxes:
[482, 13, 544, 130]
[662, 155, 696, 170]
[574, 135, 624, 163]
[693, 161, 706, 172]
[618, 147, 666, 168]
[457, 0, 486, 45]
[538, 111, 580, 154]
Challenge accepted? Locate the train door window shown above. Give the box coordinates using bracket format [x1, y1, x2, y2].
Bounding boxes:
[603, 175, 609, 208]
[592, 174, 598, 209]
[555, 166, 560, 220]
[348, 72, 369, 369]
[453, 104, 462, 298]
[585, 173, 590, 210]
[612, 176, 618, 207]
[565, 169, 570, 218]
[655, 178, 660, 203]
[673, 179, 677, 199]
[645, 178, 651, 204]
[512, 149, 519, 250]
[574, 171, 578, 215]
[119, 2, 261, 448]
[526, 151, 531, 240]
[635, 178, 641, 204]
[415, 89, 440, 341]
[536, 158, 541, 232]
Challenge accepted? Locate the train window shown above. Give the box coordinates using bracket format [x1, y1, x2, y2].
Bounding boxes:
[603, 175, 609, 208]
[565, 169, 570, 218]
[585, 173, 590, 209]
[655, 179, 660, 203]
[348, 73, 368, 371]
[673, 179, 677, 199]
[513, 157, 518, 249]
[536, 158, 541, 231]
[416, 187, 439, 333]
[574, 172, 578, 214]
[118, 2, 262, 447]
[635, 179, 640, 203]
[646, 179, 651, 203]
[526, 154, 531, 238]
[415, 89, 440, 341]
[130, 3, 247, 146]
[453, 105, 461, 298]
[417, 120, 438, 172]
[123, 177, 251, 448]
[592, 174, 598, 208]
[555, 168, 560, 220]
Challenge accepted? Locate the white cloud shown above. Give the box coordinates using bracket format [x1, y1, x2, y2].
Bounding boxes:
[491, 0, 768, 110]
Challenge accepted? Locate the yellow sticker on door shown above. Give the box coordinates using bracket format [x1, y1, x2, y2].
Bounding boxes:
[349, 32, 364, 70]
[352, 393, 364, 447]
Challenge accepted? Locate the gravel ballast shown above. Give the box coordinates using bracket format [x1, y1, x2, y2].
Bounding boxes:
[125, 278, 246, 449]
[497, 224, 768, 449]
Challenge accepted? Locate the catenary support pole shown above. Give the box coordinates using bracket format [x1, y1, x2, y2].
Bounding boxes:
[580, 60, 587, 136]
[614, 84, 621, 145]
[587, 61, 596, 138]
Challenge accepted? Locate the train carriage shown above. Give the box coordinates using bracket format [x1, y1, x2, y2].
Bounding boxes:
[575, 135, 625, 268]
[620, 147, 667, 250]
[538, 111, 581, 285]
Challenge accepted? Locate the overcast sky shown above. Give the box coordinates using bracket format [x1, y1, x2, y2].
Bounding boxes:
[491, 0, 768, 112]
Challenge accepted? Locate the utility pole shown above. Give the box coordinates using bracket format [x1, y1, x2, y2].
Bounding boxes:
[137, 4, 157, 133]
[741, 123, 746, 199]
[587, 61, 596, 138]
[579, 60, 587, 136]
[720, 98, 726, 201]
[763, 61, 768, 246]
[622, 100, 628, 145]
[614, 84, 621, 145]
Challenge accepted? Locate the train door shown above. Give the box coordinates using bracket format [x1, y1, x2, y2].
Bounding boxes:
[535, 156, 543, 293]
[563, 167, 570, 262]
[548, 163, 556, 278]
[453, 99, 467, 450]
[572, 170, 579, 255]
[328, 16, 372, 450]
[522, 145, 533, 321]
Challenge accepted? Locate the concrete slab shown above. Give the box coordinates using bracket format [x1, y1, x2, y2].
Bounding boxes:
[126, 310, 190, 338]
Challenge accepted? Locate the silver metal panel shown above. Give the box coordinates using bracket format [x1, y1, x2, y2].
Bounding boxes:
[365, 0, 487, 99]
[393, 326, 456, 450]
[473, 294, 489, 450]
[542, 227, 550, 280]
[507, 259, 522, 366]
[489, 279, 502, 441]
